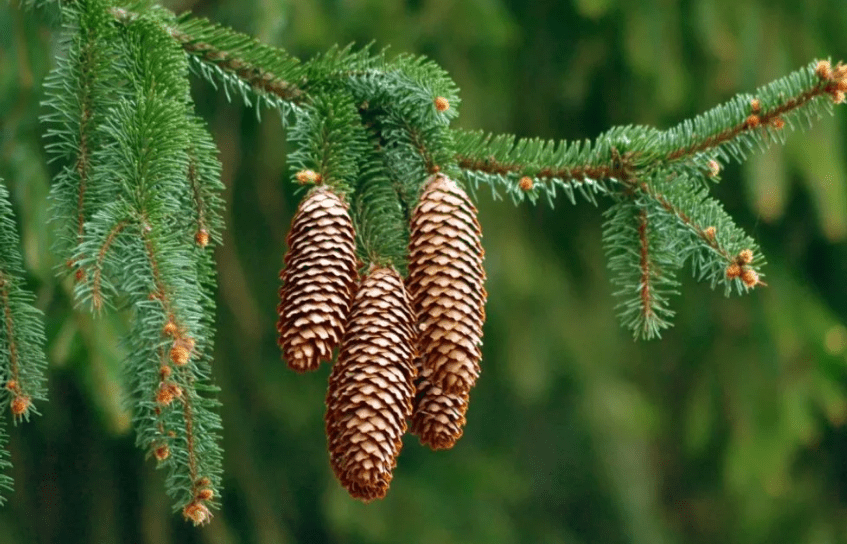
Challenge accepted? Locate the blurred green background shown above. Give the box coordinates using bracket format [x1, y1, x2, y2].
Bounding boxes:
[2, 0, 847, 542]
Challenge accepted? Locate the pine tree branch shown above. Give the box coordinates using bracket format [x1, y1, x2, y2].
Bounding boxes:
[603, 198, 680, 339]
[637, 209, 654, 326]
[637, 170, 765, 295]
[43, 0, 123, 271]
[50, 10, 226, 521]
[453, 61, 847, 206]
[639, 179, 730, 261]
[91, 219, 127, 312]
[661, 60, 847, 166]
[184, 117, 225, 249]
[287, 91, 369, 195]
[0, 181, 49, 501]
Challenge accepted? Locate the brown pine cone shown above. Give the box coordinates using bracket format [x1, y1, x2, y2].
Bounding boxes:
[277, 187, 359, 372]
[410, 360, 469, 451]
[406, 174, 486, 396]
[325, 266, 417, 502]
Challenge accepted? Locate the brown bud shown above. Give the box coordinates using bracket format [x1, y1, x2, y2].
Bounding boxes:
[745, 114, 760, 129]
[750, 98, 761, 113]
[816, 60, 832, 80]
[741, 268, 759, 287]
[10, 395, 30, 417]
[832, 90, 845, 104]
[170, 345, 189, 366]
[434, 96, 450, 112]
[295, 169, 321, 185]
[707, 160, 721, 178]
[162, 319, 178, 337]
[726, 263, 742, 280]
[518, 176, 534, 191]
[771, 117, 785, 130]
[156, 382, 183, 406]
[5, 380, 16, 391]
[703, 226, 716, 240]
[154, 445, 170, 461]
[183, 502, 212, 526]
[195, 228, 209, 248]
[196, 488, 214, 501]
[738, 249, 754, 265]
[170, 338, 195, 366]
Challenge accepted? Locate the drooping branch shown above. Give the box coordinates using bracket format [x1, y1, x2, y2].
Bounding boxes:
[603, 196, 681, 339]
[0, 181, 49, 501]
[43, 0, 122, 270]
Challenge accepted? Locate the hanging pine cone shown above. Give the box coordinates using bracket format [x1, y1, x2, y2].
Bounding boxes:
[406, 174, 486, 396]
[410, 359, 469, 450]
[277, 187, 359, 372]
[325, 266, 417, 502]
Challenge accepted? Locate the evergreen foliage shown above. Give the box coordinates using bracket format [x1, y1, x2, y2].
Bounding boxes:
[0, 181, 49, 504]
[5, 0, 847, 527]
[42, 0, 224, 522]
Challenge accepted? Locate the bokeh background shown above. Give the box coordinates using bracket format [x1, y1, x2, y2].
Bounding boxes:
[2, 0, 847, 542]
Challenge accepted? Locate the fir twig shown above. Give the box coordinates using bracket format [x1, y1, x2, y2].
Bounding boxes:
[0, 181, 49, 501]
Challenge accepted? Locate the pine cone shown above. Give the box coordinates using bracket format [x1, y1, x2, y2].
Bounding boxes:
[406, 174, 486, 396]
[325, 266, 417, 502]
[277, 187, 358, 372]
[410, 360, 469, 450]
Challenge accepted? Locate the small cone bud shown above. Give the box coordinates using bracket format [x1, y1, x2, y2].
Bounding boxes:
[434, 96, 450, 112]
[738, 249, 754, 265]
[156, 382, 183, 406]
[278, 187, 358, 372]
[183, 502, 212, 526]
[295, 169, 321, 185]
[196, 488, 214, 501]
[195, 228, 209, 248]
[162, 319, 178, 337]
[707, 160, 721, 177]
[10, 395, 29, 417]
[816, 60, 832, 80]
[726, 263, 742, 280]
[704, 226, 716, 239]
[325, 266, 417, 502]
[154, 445, 170, 461]
[170, 339, 193, 366]
[741, 268, 760, 287]
[518, 176, 534, 191]
[750, 98, 761, 113]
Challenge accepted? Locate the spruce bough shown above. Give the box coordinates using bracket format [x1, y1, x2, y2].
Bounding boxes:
[1, 0, 841, 524]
